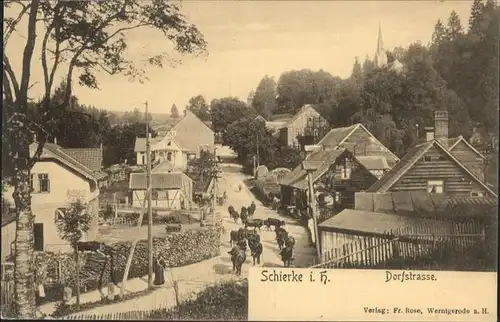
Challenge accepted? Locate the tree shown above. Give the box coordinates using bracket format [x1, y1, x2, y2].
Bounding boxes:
[3, 1, 206, 317]
[170, 104, 180, 119]
[362, 56, 375, 77]
[54, 200, 93, 309]
[185, 95, 210, 121]
[350, 57, 362, 82]
[210, 97, 254, 134]
[446, 10, 464, 42]
[276, 69, 339, 114]
[186, 150, 214, 185]
[251, 75, 277, 120]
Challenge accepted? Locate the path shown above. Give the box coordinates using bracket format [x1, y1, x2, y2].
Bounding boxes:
[37, 171, 315, 317]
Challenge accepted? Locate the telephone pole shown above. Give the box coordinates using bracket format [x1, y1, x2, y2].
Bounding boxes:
[212, 148, 218, 225]
[303, 162, 321, 263]
[145, 101, 153, 289]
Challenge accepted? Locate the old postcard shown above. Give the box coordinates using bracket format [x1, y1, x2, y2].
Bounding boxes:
[1, 0, 498, 321]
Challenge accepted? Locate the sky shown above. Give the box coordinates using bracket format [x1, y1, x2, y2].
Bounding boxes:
[5, 0, 473, 114]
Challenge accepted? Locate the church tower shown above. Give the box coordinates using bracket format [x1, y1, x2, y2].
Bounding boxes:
[374, 23, 388, 68]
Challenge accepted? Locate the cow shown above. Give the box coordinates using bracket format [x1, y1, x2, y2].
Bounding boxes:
[229, 229, 246, 246]
[249, 241, 263, 266]
[280, 245, 294, 267]
[248, 201, 256, 218]
[244, 218, 264, 232]
[265, 218, 286, 231]
[240, 210, 248, 226]
[275, 227, 288, 250]
[241, 206, 248, 218]
[228, 245, 246, 275]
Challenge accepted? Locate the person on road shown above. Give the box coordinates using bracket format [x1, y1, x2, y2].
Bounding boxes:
[238, 184, 242, 192]
[153, 257, 166, 286]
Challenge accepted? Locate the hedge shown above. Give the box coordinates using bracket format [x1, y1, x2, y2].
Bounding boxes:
[147, 280, 248, 321]
[35, 226, 221, 302]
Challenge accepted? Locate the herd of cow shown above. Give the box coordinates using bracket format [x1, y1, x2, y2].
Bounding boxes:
[226, 203, 296, 275]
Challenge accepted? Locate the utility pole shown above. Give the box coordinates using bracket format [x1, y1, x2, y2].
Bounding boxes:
[256, 132, 260, 168]
[303, 162, 321, 263]
[146, 101, 153, 289]
[212, 147, 218, 225]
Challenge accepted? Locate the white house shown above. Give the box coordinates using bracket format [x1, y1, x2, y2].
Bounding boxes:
[2, 143, 101, 260]
[129, 172, 193, 209]
[134, 110, 215, 170]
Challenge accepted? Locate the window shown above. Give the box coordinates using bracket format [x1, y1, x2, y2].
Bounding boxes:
[167, 141, 171, 146]
[167, 152, 173, 161]
[31, 173, 50, 193]
[470, 191, 484, 197]
[142, 154, 145, 164]
[424, 156, 432, 162]
[341, 167, 351, 180]
[427, 180, 444, 194]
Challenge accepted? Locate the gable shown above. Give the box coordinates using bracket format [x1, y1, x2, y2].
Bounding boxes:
[449, 140, 485, 161]
[391, 145, 490, 197]
[154, 133, 183, 151]
[340, 125, 399, 167]
[171, 111, 214, 152]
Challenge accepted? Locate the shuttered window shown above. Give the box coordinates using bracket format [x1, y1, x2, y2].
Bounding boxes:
[427, 180, 444, 194]
[31, 173, 50, 193]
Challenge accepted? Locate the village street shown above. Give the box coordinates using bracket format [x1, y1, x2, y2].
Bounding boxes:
[38, 170, 315, 317]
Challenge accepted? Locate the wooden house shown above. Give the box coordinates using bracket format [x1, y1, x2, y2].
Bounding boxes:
[366, 139, 497, 199]
[279, 147, 379, 213]
[318, 123, 400, 169]
[423, 110, 486, 182]
[278, 104, 328, 148]
[129, 172, 193, 209]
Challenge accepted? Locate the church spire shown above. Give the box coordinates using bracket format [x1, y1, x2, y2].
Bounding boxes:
[374, 22, 387, 68]
[377, 22, 384, 53]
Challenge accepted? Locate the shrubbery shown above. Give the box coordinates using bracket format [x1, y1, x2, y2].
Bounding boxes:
[148, 280, 248, 321]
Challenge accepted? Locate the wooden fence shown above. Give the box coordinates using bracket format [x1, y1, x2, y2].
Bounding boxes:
[311, 219, 488, 269]
[1, 262, 15, 317]
[62, 310, 155, 320]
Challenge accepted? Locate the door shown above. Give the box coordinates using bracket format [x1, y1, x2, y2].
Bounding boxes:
[33, 223, 44, 251]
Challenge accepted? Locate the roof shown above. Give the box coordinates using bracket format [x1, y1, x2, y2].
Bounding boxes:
[152, 159, 175, 172]
[63, 148, 108, 180]
[279, 148, 346, 190]
[268, 113, 294, 122]
[170, 110, 214, 153]
[63, 148, 102, 171]
[318, 123, 400, 163]
[366, 140, 497, 197]
[30, 143, 98, 182]
[134, 137, 163, 153]
[319, 209, 451, 236]
[265, 121, 288, 132]
[448, 135, 486, 159]
[355, 156, 390, 170]
[129, 172, 193, 190]
[286, 104, 325, 126]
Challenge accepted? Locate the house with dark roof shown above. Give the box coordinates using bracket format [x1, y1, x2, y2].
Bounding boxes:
[422, 110, 487, 182]
[318, 123, 400, 170]
[135, 110, 214, 170]
[366, 138, 497, 199]
[2, 142, 102, 259]
[277, 104, 329, 148]
[64, 146, 108, 187]
[129, 172, 193, 209]
[279, 146, 379, 213]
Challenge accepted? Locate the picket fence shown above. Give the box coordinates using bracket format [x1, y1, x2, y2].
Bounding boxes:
[311, 219, 487, 269]
[62, 310, 155, 320]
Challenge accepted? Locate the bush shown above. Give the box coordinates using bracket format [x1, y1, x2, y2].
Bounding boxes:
[148, 280, 248, 320]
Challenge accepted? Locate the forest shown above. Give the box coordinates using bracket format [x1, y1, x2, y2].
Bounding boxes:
[2, 0, 497, 182]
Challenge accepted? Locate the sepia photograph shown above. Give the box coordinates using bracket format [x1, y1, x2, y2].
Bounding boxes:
[1, 0, 498, 320]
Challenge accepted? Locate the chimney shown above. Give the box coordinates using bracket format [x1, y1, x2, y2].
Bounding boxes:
[434, 109, 449, 147]
[424, 127, 434, 141]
